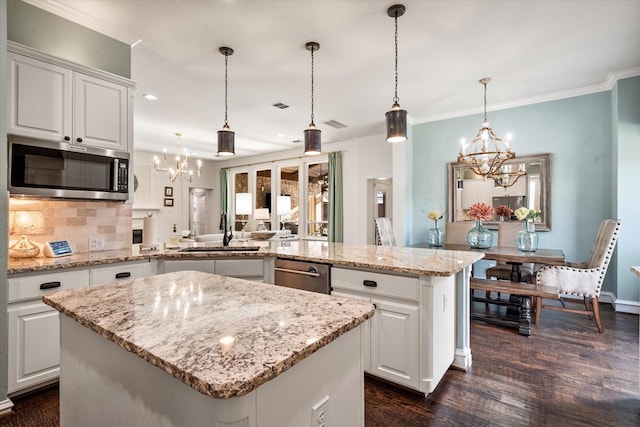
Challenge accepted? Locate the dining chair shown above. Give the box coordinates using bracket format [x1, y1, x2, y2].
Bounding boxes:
[485, 222, 535, 283]
[535, 219, 621, 333]
[374, 217, 396, 246]
[444, 221, 475, 245]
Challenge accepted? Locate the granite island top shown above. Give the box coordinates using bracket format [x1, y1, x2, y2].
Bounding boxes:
[10, 241, 483, 276]
[43, 270, 374, 399]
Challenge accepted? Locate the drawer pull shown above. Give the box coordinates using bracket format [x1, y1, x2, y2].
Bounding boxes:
[115, 272, 131, 279]
[363, 280, 378, 287]
[40, 281, 61, 290]
[274, 267, 321, 278]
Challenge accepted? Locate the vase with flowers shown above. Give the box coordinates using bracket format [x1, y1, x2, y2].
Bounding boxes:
[495, 205, 513, 222]
[514, 207, 540, 252]
[426, 210, 444, 247]
[467, 202, 494, 249]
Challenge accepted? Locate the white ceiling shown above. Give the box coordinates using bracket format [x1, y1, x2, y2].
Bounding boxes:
[29, 0, 640, 160]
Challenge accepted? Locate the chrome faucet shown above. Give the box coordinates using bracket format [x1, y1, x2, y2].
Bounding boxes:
[219, 212, 233, 246]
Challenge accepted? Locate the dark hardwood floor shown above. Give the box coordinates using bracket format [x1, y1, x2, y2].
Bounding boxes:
[2, 299, 639, 427]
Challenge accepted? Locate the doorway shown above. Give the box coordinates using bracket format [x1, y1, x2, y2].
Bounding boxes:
[367, 179, 392, 244]
[189, 188, 212, 236]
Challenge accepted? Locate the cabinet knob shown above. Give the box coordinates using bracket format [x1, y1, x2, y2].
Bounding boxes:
[76, 137, 83, 143]
[64, 136, 70, 141]
[372, 303, 377, 309]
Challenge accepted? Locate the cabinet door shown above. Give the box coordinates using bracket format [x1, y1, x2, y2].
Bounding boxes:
[8, 301, 60, 394]
[214, 259, 264, 281]
[8, 52, 72, 141]
[159, 260, 215, 274]
[74, 73, 128, 150]
[331, 290, 372, 373]
[370, 298, 419, 389]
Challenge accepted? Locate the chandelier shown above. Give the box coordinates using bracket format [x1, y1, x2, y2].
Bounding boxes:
[491, 163, 526, 189]
[458, 77, 515, 177]
[154, 132, 202, 182]
[304, 41, 321, 155]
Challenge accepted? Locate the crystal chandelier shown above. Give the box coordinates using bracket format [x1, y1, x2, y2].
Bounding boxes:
[458, 77, 515, 177]
[154, 132, 202, 182]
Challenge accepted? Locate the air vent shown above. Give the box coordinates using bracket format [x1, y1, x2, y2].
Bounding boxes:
[272, 102, 290, 109]
[322, 120, 349, 129]
[292, 139, 302, 144]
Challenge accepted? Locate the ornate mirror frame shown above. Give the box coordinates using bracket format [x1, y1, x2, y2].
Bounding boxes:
[447, 153, 552, 231]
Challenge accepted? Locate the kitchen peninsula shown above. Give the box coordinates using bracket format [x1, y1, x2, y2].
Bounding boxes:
[9, 241, 482, 404]
[44, 270, 374, 426]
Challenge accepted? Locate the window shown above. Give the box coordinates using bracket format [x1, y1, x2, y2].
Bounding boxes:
[279, 165, 299, 233]
[233, 171, 249, 231]
[307, 162, 328, 237]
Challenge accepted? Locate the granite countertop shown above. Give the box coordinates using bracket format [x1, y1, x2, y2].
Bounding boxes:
[10, 241, 483, 276]
[43, 270, 374, 399]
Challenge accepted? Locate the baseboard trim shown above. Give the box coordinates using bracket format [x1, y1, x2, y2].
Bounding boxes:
[0, 398, 15, 416]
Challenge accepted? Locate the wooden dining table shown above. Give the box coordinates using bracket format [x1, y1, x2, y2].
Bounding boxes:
[413, 242, 566, 335]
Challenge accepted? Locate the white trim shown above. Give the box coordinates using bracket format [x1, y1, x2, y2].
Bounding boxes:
[599, 291, 616, 305]
[22, 0, 142, 46]
[0, 398, 14, 416]
[414, 67, 640, 124]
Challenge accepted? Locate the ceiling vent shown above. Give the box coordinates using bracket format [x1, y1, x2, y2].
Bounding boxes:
[323, 120, 349, 129]
[272, 102, 290, 109]
[292, 139, 302, 144]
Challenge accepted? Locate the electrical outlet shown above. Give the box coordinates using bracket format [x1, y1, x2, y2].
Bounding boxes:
[311, 396, 329, 427]
[89, 236, 105, 252]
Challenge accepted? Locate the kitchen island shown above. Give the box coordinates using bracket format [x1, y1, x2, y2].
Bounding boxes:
[43, 270, 374, 427]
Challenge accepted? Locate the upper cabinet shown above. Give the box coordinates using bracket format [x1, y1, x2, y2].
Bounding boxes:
[7, 43, 134, 152]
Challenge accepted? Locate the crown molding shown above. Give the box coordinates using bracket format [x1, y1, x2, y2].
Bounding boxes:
[22, 0, 141, 46]
[415, 67, 640, 125]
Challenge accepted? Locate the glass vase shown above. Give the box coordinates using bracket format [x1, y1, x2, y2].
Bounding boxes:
[426, 227, 444, 248]
[517, 221, 539, 252]
[467, 220, 493, 249]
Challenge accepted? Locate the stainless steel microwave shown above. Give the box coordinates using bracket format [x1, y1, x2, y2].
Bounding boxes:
[8, 135, 129, 201]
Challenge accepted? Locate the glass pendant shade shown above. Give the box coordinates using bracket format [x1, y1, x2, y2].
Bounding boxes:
[304, 125, 322, 155]
[385, 103, 407, 143]
[217, 124, 235, 156]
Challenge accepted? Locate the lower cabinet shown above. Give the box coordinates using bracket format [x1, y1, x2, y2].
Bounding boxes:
[7, 269, 90, 395]
[331, 266, 455, 395]
[158, 258, 265, 281]
[90, 260, 157, 286]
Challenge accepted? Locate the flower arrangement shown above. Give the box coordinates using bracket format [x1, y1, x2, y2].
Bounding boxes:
[514, 207, 541, 222]
[495, 205, 513, 220]
[426, 210, 444, 247]
[428, 210, 443, 224]
[468, 202, 493, 221]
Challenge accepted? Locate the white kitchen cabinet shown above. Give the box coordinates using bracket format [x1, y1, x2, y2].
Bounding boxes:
[370, 298, 419, 388]
[7, 269, 90, 394]
[331, 290, 372, 372]
[7, 45, 133, 151]
[331, 266, 455, 395]
[89, 260, 157, 286]
[158, 259, 215, 274]
[7, 52, 72, 141]
[462, 179, 493, 209]
[73, 73, 128, 150]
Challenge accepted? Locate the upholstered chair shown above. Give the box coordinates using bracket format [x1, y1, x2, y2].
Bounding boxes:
[485, 222, 535, 283]
[444, 221, 475, 245]
[535, 219, 621, 333]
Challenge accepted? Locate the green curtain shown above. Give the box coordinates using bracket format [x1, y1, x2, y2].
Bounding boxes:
[219, 168, 230, 231]
[328, 152, 343, 243]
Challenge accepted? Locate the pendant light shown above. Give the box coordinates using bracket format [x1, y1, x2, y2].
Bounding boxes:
[304, 41, 322, 155]
[385, 4, 407, 143]
[217, 46, 235, 156]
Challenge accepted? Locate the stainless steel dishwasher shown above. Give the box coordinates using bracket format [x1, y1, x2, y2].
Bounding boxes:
[274, 258, 331, 294]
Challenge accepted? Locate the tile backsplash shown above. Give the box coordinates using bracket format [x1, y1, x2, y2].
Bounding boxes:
[9, 199, 132, 253]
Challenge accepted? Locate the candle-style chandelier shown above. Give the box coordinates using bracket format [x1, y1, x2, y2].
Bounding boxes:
[458, 77, 516, 178]
[154, 132, 202, 182]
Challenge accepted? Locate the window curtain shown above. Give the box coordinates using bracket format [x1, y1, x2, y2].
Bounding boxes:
[328, 152, 343, 243]
[219, 168, 230, 230]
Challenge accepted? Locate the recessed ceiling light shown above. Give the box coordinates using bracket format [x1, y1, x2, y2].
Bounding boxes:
[277, 134, 284, 138]
[143, 93, 158, 100]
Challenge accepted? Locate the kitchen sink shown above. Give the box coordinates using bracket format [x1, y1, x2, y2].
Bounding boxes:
[178, 246, 262, 252]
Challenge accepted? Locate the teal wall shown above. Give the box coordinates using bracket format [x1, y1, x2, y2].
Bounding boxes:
[613, 76, 640, 302]
[7, 0, 130, 77]
[411, 90, 621, 293]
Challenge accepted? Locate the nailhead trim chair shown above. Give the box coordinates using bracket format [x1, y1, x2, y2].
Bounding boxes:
[444, 221, 475, 245]
[534, 219, 621, 333]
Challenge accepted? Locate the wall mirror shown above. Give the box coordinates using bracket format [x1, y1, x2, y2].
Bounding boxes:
[448, 153, 551, 231]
